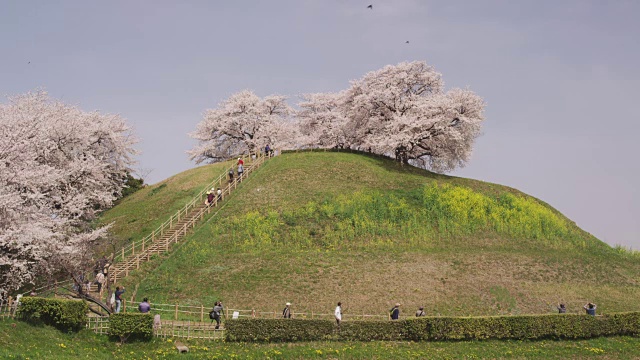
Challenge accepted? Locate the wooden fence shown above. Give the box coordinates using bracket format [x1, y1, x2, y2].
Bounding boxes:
[119, 299, 391, 322]
[0, 298, 15, 319]
[85, 315, 224, 340]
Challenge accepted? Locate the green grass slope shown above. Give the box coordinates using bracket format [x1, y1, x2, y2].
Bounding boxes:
[102, 152, 640, 317]
[98, 161, 231, 253]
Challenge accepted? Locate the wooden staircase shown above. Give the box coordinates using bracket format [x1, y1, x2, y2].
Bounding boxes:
[107, 151, 272, 285]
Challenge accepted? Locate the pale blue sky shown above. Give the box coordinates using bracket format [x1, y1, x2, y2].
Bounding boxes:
[1, 1, 638, 249]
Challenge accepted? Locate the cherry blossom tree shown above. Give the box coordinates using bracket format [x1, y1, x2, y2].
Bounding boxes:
[0, 91, 137, 293]
[189, 90, 294, 163]
[296, 92, 349, 149]
[340, 61, 485, 172]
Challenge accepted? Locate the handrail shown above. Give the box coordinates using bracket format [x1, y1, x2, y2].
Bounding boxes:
[14, 149, 276, 298]
[109, 149, 276, 283]
[111, 151, 264, 264]
[118, 298, 390, 322]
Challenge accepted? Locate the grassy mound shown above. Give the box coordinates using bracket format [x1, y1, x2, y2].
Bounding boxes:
[101, 152, 640, 316]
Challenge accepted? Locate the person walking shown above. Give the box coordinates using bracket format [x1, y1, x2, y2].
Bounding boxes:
[390, 303, 400, 320]
[205, 189, 214, 206]
[114, 286, 125, 313]
[557, 303, 567, 314]
[283, 302, 292, 318]
[237, 163, 244, 181]
[228, 168, 234, 183]
[210, 301, 223, 329]
[95, 271, 105, 297]
[216, 188, 223, 203]
[583, 302, 597, 316]
[334, 302, 342, 329]
[415, 306, 425, 317]
[138, 298, 151, 313]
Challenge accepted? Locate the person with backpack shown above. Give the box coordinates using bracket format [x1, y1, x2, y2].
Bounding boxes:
[210, 301, 223, 329]
[415, 306, 425, 317]
[228, 168, 234, 183]
[205, 189, 215, 207]
[283, 302, 292, 318]
[216, 188, 222, 203]
[557, 303, 567, 313]
[390, 303, 400, 320]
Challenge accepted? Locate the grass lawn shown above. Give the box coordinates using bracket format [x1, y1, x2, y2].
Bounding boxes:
[1, 320, 640, 359]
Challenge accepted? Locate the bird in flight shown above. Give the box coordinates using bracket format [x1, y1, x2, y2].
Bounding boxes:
[367, 4, 373, 9]
[405, 41, 409, 44]
[28, 61, 31, 64]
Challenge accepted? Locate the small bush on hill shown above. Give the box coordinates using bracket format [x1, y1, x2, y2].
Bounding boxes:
[108, 313, 154, 343]
[17, 297, 88, 331]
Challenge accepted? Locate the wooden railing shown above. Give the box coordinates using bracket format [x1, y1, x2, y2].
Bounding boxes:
[111, 151, 261, 264]
[118, 299, 390, 322]
[108, 149, 277, 283]
[86, 315, 224, 340]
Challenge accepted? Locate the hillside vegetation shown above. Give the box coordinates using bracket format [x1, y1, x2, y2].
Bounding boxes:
[101, 151, 640, 316]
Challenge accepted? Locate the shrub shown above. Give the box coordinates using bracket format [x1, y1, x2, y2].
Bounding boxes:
[225, 319, 335, 342]
[108, 313, 154, 343]
[226, 313, 640, 342]
[337, 320, 405, 341]
[17, 297, 88, 332]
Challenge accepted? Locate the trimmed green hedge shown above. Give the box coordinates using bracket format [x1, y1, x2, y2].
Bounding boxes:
[17, 297, 88, 331]
[109, 313, 154, 343]
[226, 313, 640, 342]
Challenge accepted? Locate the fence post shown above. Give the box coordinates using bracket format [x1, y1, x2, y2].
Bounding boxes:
[136, 256, 139, 269]
[142, 238, 145, 252]
[200, 305, 204, 322]
[121, 248, 125, 260]
[174, 304, 179, 320]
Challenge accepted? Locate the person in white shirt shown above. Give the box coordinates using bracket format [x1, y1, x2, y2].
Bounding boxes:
[334, 302, 342, 328]
[95, 271, 105, 297]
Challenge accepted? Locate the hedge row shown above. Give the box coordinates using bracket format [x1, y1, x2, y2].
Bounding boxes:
[109, 313, 154, 343]
[225, 313, 640, 342]
[17, 297, 88, 331]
